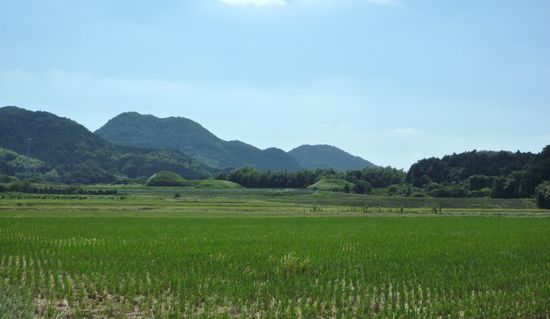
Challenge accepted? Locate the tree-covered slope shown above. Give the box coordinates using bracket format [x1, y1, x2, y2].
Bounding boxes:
[406, 150, 536, 187]
[0, 106, 114, 166]
[406, 148, 550, 199]
[0, 147, 48, 178]
[0, 106, 213, 182]
[288, 144, 376, 171]
[95, 112, 301, 171]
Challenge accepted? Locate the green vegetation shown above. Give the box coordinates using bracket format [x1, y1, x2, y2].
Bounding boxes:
[95, 112, 378, 172]
[0, 106, 213, 183]
[218, 166, 404, 190]
[1, 106, 549, 202]
[0, 174, 20, 183]
[0, 187, 539, 212]
[134, 171, 243, 188]
[406, 147, 550, 198]
[289, 144, 375, 171]
[0, 148, 48, 178]
[537, 181, 550, 209]
[145, 171, 187, 186]
[95, 111, 302, 171]
[0, 292, 31, 319]
[218, 146, 550, 199]
[0, 188, 548, 318]
[193, 179, 242, 189]
[308, 178, 354, 192]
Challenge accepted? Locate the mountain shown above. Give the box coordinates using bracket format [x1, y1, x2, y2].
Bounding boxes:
[95, 112, 301, 171]
[0, 106, 213, 182]
[288, 144, 376, 171]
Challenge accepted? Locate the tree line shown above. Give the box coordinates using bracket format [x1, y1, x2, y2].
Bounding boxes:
[216, 166, 406, 193]
[406, 146, 549, 199]
[0, 182, 118, 195]
[216, 145, 550, 203]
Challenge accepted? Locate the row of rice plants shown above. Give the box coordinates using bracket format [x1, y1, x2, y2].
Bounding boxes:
[1, 216, 549, 317]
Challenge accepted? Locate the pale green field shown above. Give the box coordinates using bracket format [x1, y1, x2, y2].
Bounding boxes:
[1, 189, 549, 318]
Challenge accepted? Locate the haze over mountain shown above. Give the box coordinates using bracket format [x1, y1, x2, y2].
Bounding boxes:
[95, 112, 375, 171]
[289, 145, 376, 171]
[0, 106, 212, 182]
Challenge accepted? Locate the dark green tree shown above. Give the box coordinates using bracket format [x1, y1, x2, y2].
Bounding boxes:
[536, 181, 550, 209]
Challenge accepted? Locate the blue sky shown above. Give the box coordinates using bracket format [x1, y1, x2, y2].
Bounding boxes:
[1, 0, 549, 169]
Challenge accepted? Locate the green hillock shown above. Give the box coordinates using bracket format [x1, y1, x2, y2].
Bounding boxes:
[146, 171, 187, 187]
[308, 179, 354, 192]
[194, 180, 242, 189]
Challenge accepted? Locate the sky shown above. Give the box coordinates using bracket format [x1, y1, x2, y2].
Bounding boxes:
[1, 0, 549, 169]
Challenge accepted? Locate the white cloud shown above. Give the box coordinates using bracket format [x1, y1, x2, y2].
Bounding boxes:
[366, 0, 398, 6]
[218, 0, 399, 7]
[392, 128, 420, 138]
[219, 0, 286, 7]
[302, 0, 399, 5]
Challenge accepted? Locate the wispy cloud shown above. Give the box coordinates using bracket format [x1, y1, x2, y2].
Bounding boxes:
[307, 0, 399, 5]
[219, 0, 286, 7]
[392, 128, 420, 138]
[366, 0, 398, 6]
[218, 0, 399, 7]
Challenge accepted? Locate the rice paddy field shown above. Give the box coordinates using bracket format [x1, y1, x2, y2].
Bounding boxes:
[1, 188, 549, 318]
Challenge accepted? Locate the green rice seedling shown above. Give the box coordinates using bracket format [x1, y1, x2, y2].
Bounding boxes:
[0, 191, 549, 318]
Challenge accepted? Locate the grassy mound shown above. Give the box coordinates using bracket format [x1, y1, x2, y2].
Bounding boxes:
[194, 180, 242, 189]
[145, 174, 241, 189]
[146, 171, 187, 187]
[308, 179, 354, 192]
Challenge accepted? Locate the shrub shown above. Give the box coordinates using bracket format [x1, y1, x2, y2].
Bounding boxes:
[491, 176, 519, 198]
[536, 181, 550, 209]
[353, 181, 372, 195]
[469, 175, 493, 190]
[276, 254, 311, 277]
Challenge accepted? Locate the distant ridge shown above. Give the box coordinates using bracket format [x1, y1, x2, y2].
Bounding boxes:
[289, 144, 376, 171]
[0, 106, 213, 182]
[0, 106, 378, 176]
[95, 112, 377, 172]
[95, 112, 302, 171]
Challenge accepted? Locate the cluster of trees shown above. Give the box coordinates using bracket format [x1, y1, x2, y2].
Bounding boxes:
[216, 146, 550, 204]
[406, 147, 550, 199]
[0, 147, 213, 185]
[0, 182, 118, 195]
[537, 181, 550, 209]
[217, 166, 405, 192]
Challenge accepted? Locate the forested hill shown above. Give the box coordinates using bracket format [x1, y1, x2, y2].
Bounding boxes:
[96, 112, 377, 172]
[0, 106, 213, 182]
[95, 112, 301, 171]
[289, 144, 376, 171]
[406, 148, 550, 198]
